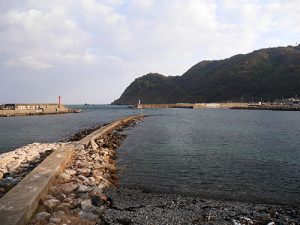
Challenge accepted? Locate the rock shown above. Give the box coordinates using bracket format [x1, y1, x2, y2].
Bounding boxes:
[57, 202, 72, 210]
[98, 183, 106, 190]
[88, 177, 96, 184]
[0, 172, 3, 179]
[65, 169, 76, 176]
[92, 169, 104, 178]
[93, 162, 103, 169]
[6, 160, 21, 171]
[102, 162, 116, 172]
[77, 168, 91, 176]
[60, 182, 78, 193]
[78, 175, 90, 183]
[57, 172, 71, 183]
[49, 217, 62, 223]
[91, 196, 103, 206]
[81, 199, 92, 210]
[43, 198, 61, 209]
[78, 211, 98, 220]
[101, 177, 114, 188]
[35, 211, 51, 221]
[77, 184, 90, 193]
[90, 140, 98, 150]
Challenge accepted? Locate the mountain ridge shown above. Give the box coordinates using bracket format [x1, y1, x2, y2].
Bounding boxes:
[112, 45, 300, 105]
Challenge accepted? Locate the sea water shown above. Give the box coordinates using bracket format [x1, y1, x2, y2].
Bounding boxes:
[0, 106, 299, 204]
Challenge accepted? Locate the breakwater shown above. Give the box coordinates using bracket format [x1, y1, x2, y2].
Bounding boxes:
[231, 105, 300, 111]
[135, 102, 249, 109]
[0, 115, 144, 225]
[0, 107, 80, 117]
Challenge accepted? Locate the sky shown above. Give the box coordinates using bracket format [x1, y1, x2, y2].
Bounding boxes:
[0, 0, 299, 104]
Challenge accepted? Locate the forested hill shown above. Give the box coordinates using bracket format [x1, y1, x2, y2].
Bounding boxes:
[112, 45, 300, 105]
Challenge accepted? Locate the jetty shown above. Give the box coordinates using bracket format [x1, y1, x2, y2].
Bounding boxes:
[0, 115, 144, 225]
[133, 102, 249, 109]
[132, 98, 300, 111]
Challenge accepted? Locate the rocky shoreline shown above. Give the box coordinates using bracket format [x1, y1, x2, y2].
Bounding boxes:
[0, 142, 64, 197]
[29, 118, 142, 225]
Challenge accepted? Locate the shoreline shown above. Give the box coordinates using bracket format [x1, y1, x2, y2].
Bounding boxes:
[104, 188, 299, 225]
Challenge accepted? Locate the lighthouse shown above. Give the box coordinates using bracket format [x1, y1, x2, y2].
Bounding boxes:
[58, 96, 62, 108]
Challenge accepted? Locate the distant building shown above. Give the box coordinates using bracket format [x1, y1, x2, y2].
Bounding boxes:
[0, 103, 63, 111]
[280, 98, 300, 106]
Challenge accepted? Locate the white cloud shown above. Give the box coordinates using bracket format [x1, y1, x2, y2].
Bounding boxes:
[4, 56, 52, 70]
[0, 0, 300, 103]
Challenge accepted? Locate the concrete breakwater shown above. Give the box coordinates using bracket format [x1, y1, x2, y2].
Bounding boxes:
[231, 105, 300, 111]
[0, 115, 144, 225]
[135, 102, 249, 109]
[0, 107, 80, 117]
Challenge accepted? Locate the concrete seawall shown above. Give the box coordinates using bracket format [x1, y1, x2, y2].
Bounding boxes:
[0, 114, 144, 225]
[0, 107, 77, 117]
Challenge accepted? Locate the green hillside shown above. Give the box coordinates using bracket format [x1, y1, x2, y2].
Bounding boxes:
[112, 45, 300, 105]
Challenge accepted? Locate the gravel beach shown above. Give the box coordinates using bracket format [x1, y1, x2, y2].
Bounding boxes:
[103, 188, 300, 225]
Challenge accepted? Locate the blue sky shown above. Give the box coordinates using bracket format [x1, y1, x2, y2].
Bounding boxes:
[0, 0, 299, 104]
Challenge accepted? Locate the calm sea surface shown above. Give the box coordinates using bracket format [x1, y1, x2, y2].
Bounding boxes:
[0, 105, 299, 205]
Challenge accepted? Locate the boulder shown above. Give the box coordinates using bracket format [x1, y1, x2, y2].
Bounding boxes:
[65, 169, 76, 176]
[35, 211, 51, 221]
[78, 175, 90, 183]
[57, 172, 71, 183]
[81, 199, 92, 210]
[49, 217, 62, 223]
[77, 168, 91, 176]
[43, 198, 61, 209]
[60, 182, 78, 193]
[77, 184, 90, 193]
[102, 162, 116, 172]
[6, 160, 21, 171]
